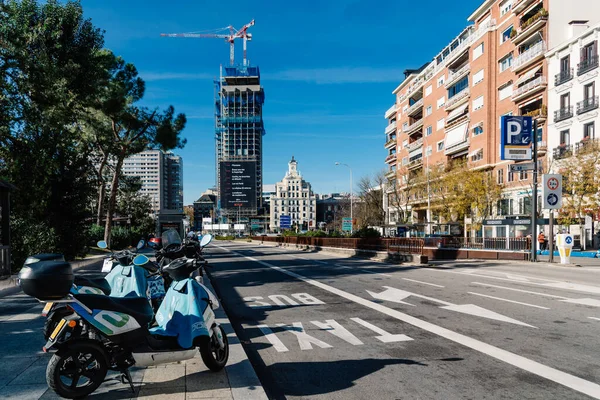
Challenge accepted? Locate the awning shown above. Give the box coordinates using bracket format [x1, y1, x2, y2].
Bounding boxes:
[444, 121, 469, 149]
[446, 104, 469, 123]
[468, 148, 482, 157]
[515, 66, 542, 86]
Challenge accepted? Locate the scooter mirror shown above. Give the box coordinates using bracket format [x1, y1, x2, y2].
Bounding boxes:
[132, 254, 149, 266]
[97, 241, 108, 249]
[200, 234, 213, 247]
[136, 239, 145, 250]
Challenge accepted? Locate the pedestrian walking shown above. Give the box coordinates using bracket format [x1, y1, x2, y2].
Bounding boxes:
[538, 232, 546, 251]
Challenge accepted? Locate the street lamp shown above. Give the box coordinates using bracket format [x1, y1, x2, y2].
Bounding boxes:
[335, 162, 353, 233]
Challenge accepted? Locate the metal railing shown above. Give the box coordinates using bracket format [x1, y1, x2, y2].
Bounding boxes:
[512, 76, 547, 99]
[403, 118, 424, 134]
[512, 41, 546, 71]
[254, 236, 424, 254]
[423, 237, 531, 251]
[553, 144, 573, 160]
[385, 153, 397, 163]
[577, 55, 599, 76]
[406, 99, 424, 116]
[555, 68, 574, 86]
[445, 87, 470, 109]
[554, 106, 573, 122]
[576, 96, 599, 114]
[0, 246, 10, 277]
[446, 64, 471, 87]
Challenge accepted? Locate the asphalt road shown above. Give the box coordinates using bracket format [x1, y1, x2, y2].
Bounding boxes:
[206, 241, 600, 400]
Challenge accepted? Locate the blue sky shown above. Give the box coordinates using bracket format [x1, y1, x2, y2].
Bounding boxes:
[81, 0, 482, 204]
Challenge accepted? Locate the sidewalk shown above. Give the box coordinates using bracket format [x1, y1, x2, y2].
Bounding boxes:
[537, 254, 600, 267]
[0, 267, 268, 399]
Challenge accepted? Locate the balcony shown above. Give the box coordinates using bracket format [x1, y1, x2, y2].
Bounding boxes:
[575, 138, 600, 153]
[385, 153, 397, 164]
[554, 106, 573, 123]
[576, 96, 600, 115]
[406, 137, 424, 152]
[553, 145, 573, 160]
[445, 64, 471, 89]
[445, 87, 470, 111]
[512, 41, 546, 73]
[444, 38, 472, 68]
[513, 0, 539, 14]
[511, 76, 547, 102]
[511, 9, 548, 45]
[555, 68, 574, 87]
[406, 99, 424, 117]
[522, 106, 547, 123]
[385, 169, 397, 180]
[385, 104, 397, 119]
[403, 119, 424, 136]
[384, 137, 396, 149]
[407, 157, 423, 170]
[577, 55, 599, 76]
[537, 141, 547, 156]
[384, 121, 397, 135]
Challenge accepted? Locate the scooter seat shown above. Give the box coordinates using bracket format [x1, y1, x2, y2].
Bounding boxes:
[74, 276, 111, 295]
[74, 293, 153, 326]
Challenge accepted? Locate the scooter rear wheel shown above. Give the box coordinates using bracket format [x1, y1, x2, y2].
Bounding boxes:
[46, 341, 108, 399]
[200, 325, 229, 372]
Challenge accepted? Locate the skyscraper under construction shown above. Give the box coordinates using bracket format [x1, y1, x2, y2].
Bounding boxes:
[215, 65, 265, 221]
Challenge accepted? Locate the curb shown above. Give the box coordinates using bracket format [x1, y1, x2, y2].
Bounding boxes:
[0, 255, 106, 298]
[204, 271, 269, 400]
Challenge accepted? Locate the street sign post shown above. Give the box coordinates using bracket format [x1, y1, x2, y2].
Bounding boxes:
[342, 217, 353, 232]
[500, 116, 534, 160]
[542, 174, 562, 263]
[509, 162, 536, 173]
[280, 215, 291, 229]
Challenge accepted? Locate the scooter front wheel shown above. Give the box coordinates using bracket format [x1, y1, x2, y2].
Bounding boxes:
[46, 341, 108, 399]
[199, 325, 229, 372]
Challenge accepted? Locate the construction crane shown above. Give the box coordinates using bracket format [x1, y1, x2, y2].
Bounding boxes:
[161, 19, 255, 66]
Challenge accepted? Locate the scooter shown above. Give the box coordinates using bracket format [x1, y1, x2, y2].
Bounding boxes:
[18, 234, 228, 399]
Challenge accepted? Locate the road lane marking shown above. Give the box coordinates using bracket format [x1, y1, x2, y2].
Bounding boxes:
[257, 325, 289, 352]
[468, 292, 550, 310]
[220, 246, 600, 399]
[588, 317, 600, 322]
[471, 282, 569, 299]
[276, 322, 332, 350]
[311, 320, 364, 345]
[350, 318, 413, 343]
[402, 278, 444, 288]
[361, 269, 393, 277]
[368, 286, 452, 306]
[560, 298, 600, 307]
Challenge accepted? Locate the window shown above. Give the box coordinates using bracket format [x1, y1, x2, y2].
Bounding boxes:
[500, 0, 513, 16]
[473, 43, 484, 60]
[426, 105, 432, 116]
[403, 122, 408, 130]
[472, 95, 484, 110]
[498, 83, 513, 100]
[437, 141, 444, 151]
[584, 122, 595, 139]
[437, 118, 445, 130]
[560, 129, 570, 145]
[584, 82, 595, 99]
[501, 26, 513, 43]
[499, 53, 513, 72]
[471, 150, 483, 162]
[507, 167, 514, 182]
[560, 55, 570, 74]
[402, 139, 408, 148]
[426, 146, 432, 157]
[437, 96, 446, 108]
[426, 125, 433, 136]
[497, 169, 504, 184]
[448, 76, 468, 98]
[560, 93, 570, 109]
[582, 41, 598, 62]
[519, 171, 528, 181]
[425, 85, 432, 96]
[499, 111, 512, 127]
[437, 75, 445, 87]
[473, 125, 483, 136]
[473, 69, 484, 85]
[402, 157, 408, 165]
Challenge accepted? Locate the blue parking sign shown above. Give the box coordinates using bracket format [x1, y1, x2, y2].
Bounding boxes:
[500, 116, 533, 160]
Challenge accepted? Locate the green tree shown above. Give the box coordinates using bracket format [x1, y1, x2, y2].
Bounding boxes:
[356, 171, 386, 229]
[0, 0, 111, 266]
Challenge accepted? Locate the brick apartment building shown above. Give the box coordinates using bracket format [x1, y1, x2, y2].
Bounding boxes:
[384, 0, 600, 240]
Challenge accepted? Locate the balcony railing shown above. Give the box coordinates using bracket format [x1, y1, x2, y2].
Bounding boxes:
[513, 0, 537, 14]
[555, 68, 574, 86]
[385, 104, 397, 119]
[445, 64, 471, 88]
[445, 87, 470, 110]
[384, 137, 396, 148]
[553, 145, 573, 160]
[512, 41, 546, 71]
[512, 9, 548, 43]
[385, 121, 397, 134]
[553, 106, 573, 122]
[403, 119, 424, 135]
[512, 76, 547, 100]
[385, 153, 397, 163]
[577, 55, 599, 76]
[406, 99, 424, 116]
[575, 138, 600, 153]
[407, 157, 423, 169]
[522, 106, 547, 121]
[576, 96, 600, 115]
[406, 137, 424, 151]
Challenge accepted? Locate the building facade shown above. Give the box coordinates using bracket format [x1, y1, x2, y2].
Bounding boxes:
[193, 192, 217, 232]
[384, 0, 597, 240]
[164, 153, 184, 211]
[270, 157, 317, 231]
[215, 65, 265, 220]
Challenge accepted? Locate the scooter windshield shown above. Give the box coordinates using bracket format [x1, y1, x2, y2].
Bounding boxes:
[161, 229, 182, 249]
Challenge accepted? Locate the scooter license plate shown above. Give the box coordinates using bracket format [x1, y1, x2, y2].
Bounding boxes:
[102, 258, 113, 273]
[49, 319, 66, 340]
[42, 302, 54, 316]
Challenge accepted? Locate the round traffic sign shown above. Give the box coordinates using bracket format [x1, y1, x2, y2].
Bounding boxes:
[547, 193, 558, 206]
[547, 177, 559, 190]
[565, 236, 573, 245]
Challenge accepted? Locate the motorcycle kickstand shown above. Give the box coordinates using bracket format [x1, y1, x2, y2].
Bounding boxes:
[120, 369, 135, 393]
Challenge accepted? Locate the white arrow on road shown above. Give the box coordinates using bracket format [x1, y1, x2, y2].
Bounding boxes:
[368, 286, 536, 328]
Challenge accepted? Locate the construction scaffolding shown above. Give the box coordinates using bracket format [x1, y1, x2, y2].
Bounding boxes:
[215, 65, 266, 221]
